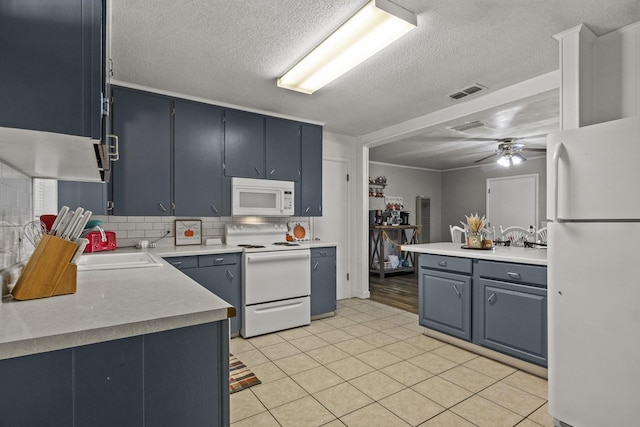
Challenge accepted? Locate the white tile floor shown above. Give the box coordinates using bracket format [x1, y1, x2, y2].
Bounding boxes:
[230, 298, 552, 427]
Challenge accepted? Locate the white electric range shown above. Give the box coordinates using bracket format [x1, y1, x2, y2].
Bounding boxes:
[225, 223, 311, 338]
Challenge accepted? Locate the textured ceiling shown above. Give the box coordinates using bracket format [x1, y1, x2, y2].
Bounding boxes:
[111, 0, 640, 169]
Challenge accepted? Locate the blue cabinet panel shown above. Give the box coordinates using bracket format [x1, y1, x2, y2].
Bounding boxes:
[298, 124, 323, 216]
[477, 278, 547, 366]
[111, 87, 172, 215]
[144, 322, 229, 427]
[167, 254, 242, 335]
[224, 109, 265, 178]
[265, 117, 301, 181]
[0, 349, 73, 427]
[0, 0, 104, 139]
[58, 181, 108, 215]
[311, 247, 337, 316]
[419, 267, 472, 340]
[174, 100, 224, 216]
[74, 336, 144, 427]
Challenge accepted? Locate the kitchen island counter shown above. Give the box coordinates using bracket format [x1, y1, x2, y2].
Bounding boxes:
[401, 242, 547, 266]
[0, 255, 233, 360]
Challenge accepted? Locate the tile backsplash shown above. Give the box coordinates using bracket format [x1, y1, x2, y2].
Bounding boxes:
[94, 215, 312, 248]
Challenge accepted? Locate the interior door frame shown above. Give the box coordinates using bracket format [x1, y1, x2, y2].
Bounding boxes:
[486, 173, 539, 231]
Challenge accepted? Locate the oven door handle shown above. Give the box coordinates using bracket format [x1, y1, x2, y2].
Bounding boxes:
[246, 252, 310, 263]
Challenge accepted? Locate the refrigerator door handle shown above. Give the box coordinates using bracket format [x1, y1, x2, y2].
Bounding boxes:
[552, 142, 565, 222]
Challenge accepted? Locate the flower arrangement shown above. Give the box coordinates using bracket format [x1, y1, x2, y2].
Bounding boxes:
[461, 213, 486, 234]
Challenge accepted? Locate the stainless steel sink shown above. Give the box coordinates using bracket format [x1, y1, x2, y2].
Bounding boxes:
[76, 252, 163, 271]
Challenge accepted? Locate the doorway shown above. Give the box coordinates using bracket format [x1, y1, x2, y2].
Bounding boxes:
[486, 174, 538, 232]
[313, 158, 350, 300]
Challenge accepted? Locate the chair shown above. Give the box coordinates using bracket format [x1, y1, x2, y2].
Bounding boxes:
[499, 226, 532, 247]
[449, 225, 467, 243]
[480, 226, 495, 241]
[536, 227, 548, 244]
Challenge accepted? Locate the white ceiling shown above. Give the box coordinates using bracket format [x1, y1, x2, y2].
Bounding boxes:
[111, 0, 640, 170]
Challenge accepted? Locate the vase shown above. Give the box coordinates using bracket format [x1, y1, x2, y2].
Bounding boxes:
[467, 232, 482, 248]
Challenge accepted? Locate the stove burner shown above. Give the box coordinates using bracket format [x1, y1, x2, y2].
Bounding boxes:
[238, 244, 266, 249]
[273, 242, 300, 246]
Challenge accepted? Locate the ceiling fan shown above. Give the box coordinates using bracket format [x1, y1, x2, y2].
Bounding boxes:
[473, 135, 547, 166]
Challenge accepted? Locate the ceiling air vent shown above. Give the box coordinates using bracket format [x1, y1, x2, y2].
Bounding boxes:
[449, 121, 486, 133]
[448, 84, 486, 101]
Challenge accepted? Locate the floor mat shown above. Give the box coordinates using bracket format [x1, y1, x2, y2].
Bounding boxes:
[229, 353, 261, 394]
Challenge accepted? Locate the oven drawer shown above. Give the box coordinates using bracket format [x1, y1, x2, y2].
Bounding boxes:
[244, 249, 311, 305]
[242, 296, 310, 338]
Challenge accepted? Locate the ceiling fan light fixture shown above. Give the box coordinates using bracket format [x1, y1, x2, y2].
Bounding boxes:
[277, 0, 417, 94]
[497, 152, 525, 167]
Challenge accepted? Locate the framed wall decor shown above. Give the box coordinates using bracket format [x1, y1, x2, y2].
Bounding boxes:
[175, 219, 202, 246]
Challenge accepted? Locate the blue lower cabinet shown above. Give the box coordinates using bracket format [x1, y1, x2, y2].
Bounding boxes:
[145, 322, 229, 427]
[0, 349, 73, 427]
[311, 247, 337, 316]
[419, 268, 472, 341]
[75, 336, 144, 427]
[0, 322, 230, 427]
[477, 278, 547, 366]
[166, 254, 242, 335]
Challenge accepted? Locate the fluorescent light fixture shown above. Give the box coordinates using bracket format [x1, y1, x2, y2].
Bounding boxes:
[277, 0, 417, 94]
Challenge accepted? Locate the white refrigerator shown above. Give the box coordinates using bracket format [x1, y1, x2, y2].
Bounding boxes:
[546, 116, 640, 427]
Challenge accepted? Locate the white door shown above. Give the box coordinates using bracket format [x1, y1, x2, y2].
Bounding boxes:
[313, 158, 350, 300]
[486, 174, 538, 231]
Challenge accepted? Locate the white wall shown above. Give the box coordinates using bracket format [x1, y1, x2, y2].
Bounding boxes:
[368, 162, 442, 242]
[441, 157, 547, 241]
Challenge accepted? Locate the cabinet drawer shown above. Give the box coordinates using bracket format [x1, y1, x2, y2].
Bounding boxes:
[199, 254, 239, 267]
[164, 256, 197, 270]
[478, 261, 546, 287]
[420, 254, 472, 274]
[311, 247, 336, 258]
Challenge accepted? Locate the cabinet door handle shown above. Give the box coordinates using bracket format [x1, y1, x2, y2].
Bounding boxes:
[488, 293, 497, 304]
[507, 272, 521, 279]
[305, 207, 310, 213]
[438, 261, 447, 267]
[171, 202, 176, 210]
[453, 284, 461, 296]
[269, 169, 276, 176]
[319, 251, 327, 256]
[313, 262, 319, 270]
[158, 203, 167, 212]
[170, 261, 182, 267]
[227, 270, 234, 280]
[210, 204, 219, 213]
[254, 167, 261, 176]
[215, 258, 224, 263]
[107, 134, 120, 161]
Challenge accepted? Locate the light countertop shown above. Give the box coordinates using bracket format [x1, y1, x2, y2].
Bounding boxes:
[1, 240, 338, 360]
[401, 242, 547, 266]
[0, 255, 233, 360]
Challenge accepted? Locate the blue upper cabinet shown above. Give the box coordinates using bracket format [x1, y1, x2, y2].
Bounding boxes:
[174, 101, 225, 216]
[0, 0, 105, 139]
[265, 117, 301, 182]
[111, 87, 172, 216]
[298, 124, 323, 216]
[223, 110, 265, 178]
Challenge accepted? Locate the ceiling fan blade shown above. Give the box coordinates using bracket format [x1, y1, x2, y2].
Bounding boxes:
[520, 148, 547, 152]
[473, 152, 499, 163]
[513, 153, 527, 162]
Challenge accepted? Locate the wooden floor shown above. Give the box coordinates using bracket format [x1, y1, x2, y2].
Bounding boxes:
[369, 271, 419, 314]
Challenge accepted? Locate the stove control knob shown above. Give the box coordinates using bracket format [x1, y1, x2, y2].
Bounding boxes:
[238, 225, 243, 230]
[274, 224, 281, 229]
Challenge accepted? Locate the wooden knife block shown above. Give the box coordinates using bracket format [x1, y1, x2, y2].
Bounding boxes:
[11, 235, 78, 301]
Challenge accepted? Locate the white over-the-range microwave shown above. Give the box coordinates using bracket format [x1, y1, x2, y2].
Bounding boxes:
[231, 177, 294, 216]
